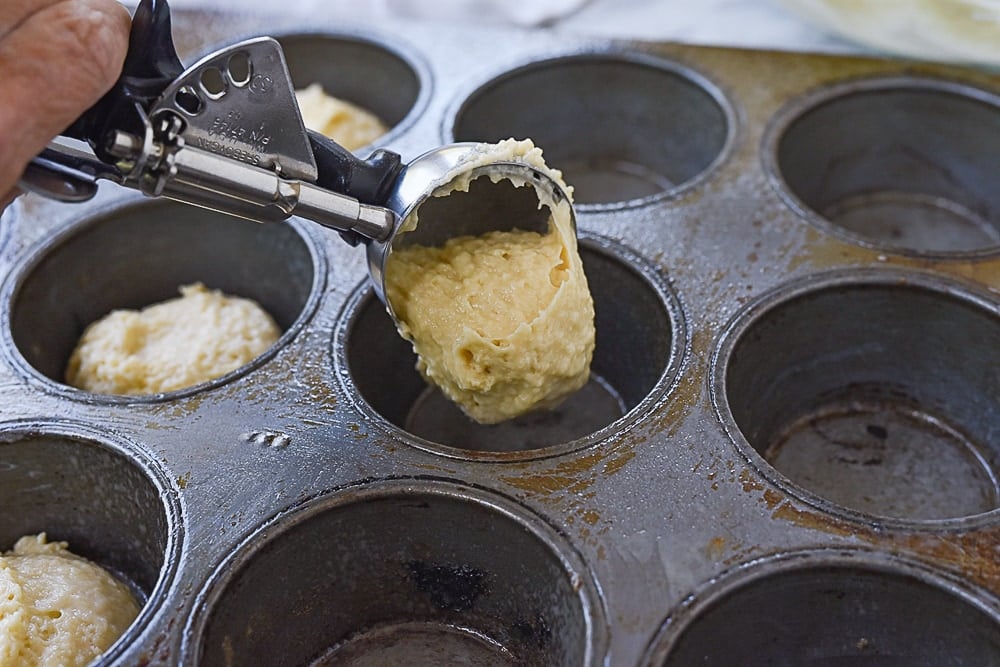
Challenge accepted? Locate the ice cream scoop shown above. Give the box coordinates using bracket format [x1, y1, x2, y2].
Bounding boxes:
[20, 0, 573, 315]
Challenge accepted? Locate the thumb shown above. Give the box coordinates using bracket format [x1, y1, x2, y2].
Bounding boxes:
[0, 0, 130, 199]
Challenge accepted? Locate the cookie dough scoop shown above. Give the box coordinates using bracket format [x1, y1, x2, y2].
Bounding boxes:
[20, 0, 574, 318]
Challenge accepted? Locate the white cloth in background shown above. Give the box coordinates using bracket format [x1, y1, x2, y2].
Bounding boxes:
[384, 0, 592, 27]
[160, 0, 593, 27]
[774, 0, 1000, 66]
[559, 0, 853, 52]
[141, 0, 1000, 67]
[157, 0, 859, 54]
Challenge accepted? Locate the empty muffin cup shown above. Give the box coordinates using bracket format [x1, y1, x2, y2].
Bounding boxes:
[767, 78, 1000, 255]
[715, 271, 1000, 522]
[3, 198, 321, 397]
[646, 550, 1000, 666]
[450, 53, 732, 207]
[187, 480, 606, 666]
[275, 31, 426, 145]
[336, 236, 683, 458]
[0, 422, 179, 663]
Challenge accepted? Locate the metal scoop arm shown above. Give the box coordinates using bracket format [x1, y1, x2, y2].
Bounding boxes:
[19, 0, 402, 245]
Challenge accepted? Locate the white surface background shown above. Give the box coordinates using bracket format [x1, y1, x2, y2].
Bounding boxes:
[160, 0, 868, 56]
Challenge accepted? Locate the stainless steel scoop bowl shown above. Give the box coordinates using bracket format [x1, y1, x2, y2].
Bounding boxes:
[368, 143, 576, 315]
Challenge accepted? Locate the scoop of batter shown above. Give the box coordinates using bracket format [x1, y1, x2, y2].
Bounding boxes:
[295, 83, 388, 152]
[0, 533, 139, 667]
[65, 282, 280, 395]
[385, 139, 595, 424]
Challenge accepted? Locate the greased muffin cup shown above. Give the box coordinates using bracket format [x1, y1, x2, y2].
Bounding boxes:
[1, 8, 998, 665]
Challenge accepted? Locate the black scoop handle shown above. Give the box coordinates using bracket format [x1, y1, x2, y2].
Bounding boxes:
[65, 0, 184, 159]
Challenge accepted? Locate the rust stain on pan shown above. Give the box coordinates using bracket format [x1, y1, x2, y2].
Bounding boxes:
[785, 231, 880, 273]
[703, 534, 765, 567]
[772, 501, 1000, 592]
[771, 501, 863, 540]
[602, 449, 636, 475]
[500, 451, 606, 496]
[500, 427, 652, 498]
[785, 229, 1000, 293]
[930, 260, 1000, 290]
[644, 42, 1000, 122]
[147, 394, 207, 419]
[762, 488, 784, 509]
[898, 530, 1000, 592]
[705, 536, 728, 561]
[501, 473, 587, 496]
[650, 327, 711, 439]
[738, 468, 765, 493]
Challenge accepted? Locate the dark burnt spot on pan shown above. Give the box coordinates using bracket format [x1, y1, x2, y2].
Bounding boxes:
[407, 561, 490, 613]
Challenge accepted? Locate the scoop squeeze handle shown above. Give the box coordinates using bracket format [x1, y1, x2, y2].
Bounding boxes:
[307, 131, 404, 245]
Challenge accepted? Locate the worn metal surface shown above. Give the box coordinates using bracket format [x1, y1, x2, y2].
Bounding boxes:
[2, 8, 1000, 665]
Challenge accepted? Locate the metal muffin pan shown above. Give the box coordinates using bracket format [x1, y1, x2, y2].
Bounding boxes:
[2, 8, 1000, 665]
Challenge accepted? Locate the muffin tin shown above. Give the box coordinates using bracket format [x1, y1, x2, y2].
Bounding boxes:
[2, 7, 999, 665]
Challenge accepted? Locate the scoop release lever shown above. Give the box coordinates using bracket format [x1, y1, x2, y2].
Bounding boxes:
[19, 0, 402, 244]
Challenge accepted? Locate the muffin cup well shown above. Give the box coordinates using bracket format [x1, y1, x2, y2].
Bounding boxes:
[275, 31, 427, 147]
[646, 550, 1000, 666]
[3, 198, 322, 399]
[767, 78, 1000, 256]
[337, 236, 684, 459]
[0, 421, 181, 664]
[186, 479, 606, 666]
[450, 53, 733, 208]
[714, 271, 1000, 522]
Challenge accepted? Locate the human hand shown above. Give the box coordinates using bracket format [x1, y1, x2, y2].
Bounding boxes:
[0, 0, 130, 209]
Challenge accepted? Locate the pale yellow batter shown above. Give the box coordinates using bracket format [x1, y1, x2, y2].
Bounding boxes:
[295, 83, 388, 152]
[66, 283, 280, 395]
[385, 139, 595, 424]
[0, 534, 139, 667]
